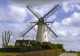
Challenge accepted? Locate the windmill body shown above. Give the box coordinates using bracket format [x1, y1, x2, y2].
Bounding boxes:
[36, 19, 48, 42]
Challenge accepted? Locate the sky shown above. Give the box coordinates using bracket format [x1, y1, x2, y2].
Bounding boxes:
[0, 0, 80, 51]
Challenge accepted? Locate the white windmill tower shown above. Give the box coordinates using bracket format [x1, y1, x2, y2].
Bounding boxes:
[21, 4, 60, 42]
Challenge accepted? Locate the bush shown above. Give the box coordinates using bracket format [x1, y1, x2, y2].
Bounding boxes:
[8, 40, 64, 51]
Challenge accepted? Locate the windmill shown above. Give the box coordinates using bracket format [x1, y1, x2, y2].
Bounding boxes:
[21, 4, 60, 42]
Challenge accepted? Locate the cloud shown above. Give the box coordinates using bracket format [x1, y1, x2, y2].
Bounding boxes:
[10, 0, 61, 7]
[53, 12, 80, 51]
[62, 12, 80, 26]
[8, 5, 26, 22]
[62, 1, 80, 13]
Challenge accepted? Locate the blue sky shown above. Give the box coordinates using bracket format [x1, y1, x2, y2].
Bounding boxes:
[0, 0, 80, 51]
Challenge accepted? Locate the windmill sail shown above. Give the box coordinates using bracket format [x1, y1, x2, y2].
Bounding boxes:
[45, 24, 58, 37]
[21, 24, 37, 37]
[43, 4, 60, 18]
[27, 6, 42, 19]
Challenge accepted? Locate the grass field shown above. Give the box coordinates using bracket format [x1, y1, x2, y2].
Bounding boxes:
[0, 52, 80, 56]
[0, 49, 63, 56]
[0, 49, 79, 56]
[0, 52, 16, 56]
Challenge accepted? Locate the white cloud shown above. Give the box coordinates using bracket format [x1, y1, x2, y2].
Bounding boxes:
[64, 43, 80, 51]
[62, 18, 71, 25]
[53, 12, 80, 51]
[62, 2, 71, 12]
[62, 12, 80, 26]
[62, 1, 80, 13]
[9, 5, 26, 22]
[0, 5, 27, 23]
[76, 4, 80, 10]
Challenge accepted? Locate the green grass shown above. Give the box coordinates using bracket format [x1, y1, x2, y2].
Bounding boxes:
[0, 52, 6, 56]
[0, 51, 80, 56]
[0, 52, 16, 56]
